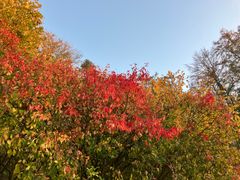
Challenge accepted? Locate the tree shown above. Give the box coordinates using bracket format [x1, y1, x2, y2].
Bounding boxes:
[0, 25, 181, 179]
[188, 28, 240, 113]
[0, 0, 43, 55]
[80, 59, 94, 69]
[1, 2, 239, 178]
[39, 32, 81, 63]
[149, 72, 240, 179]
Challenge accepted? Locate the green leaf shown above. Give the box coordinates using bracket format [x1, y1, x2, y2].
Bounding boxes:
[14, 164, 21, 175]
[7, 149, 12, 156]
[0, 51, 4, 57]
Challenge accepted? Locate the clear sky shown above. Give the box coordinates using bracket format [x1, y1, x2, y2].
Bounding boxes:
[39, 0, 240, 75]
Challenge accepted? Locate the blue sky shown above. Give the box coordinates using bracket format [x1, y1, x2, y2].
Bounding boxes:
[39, 0, 240, 75]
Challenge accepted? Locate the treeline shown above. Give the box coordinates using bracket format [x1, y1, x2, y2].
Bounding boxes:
[0, 0, 239, 179]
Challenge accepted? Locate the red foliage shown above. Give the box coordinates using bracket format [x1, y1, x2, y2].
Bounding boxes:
[64, 165, 71, 174]
[78, 66, 180, 139]
[202, 91, 215, 106]
[201, 134, 209, 141]
[224, 113, 232, 125]
[0, 24, 180, 142]
[0, 20, 20, 52]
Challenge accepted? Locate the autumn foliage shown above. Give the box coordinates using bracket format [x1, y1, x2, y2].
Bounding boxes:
[0, 2, 240, 179]
[0, 23, 181, 178]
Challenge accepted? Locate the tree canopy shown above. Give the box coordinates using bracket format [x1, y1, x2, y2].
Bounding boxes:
[0, 0, 240, 179]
